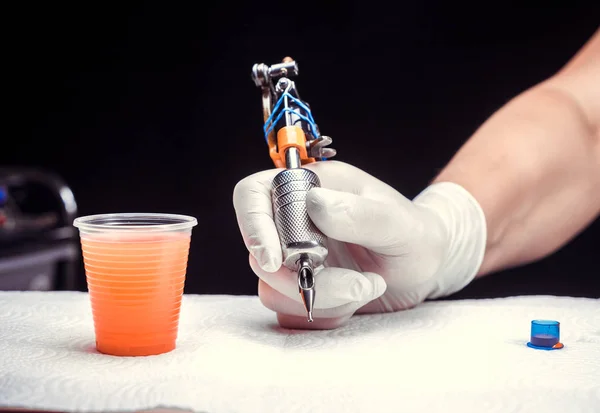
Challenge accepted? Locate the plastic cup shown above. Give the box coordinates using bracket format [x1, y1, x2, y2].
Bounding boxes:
[73, 213, 197, 357]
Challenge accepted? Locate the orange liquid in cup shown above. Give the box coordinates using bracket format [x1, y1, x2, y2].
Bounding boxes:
[81, 231, 191, 356]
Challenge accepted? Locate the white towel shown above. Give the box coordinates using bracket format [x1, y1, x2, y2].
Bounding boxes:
[0, 291, 598, 413]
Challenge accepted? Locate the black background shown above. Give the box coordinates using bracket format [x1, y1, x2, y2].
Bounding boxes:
[5, 2, 599, 299]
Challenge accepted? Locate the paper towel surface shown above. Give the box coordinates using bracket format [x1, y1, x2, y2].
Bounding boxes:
[0, 291, 598, 413]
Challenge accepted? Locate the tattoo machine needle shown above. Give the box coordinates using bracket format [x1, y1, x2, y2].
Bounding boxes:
[251, 57, 337, 322]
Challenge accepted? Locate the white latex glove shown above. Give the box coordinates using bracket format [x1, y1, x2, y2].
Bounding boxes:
[233, 160, 487, 329]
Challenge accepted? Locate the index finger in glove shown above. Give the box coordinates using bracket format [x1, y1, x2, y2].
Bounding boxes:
[233, 169, 283, 272]
[303, 160, 404, 202]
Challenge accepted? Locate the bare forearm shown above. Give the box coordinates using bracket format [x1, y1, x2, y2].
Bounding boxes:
[434, 30, 600, 276]
[435, 86, 600, 275]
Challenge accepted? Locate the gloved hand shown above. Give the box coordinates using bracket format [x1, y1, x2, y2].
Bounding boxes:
[233, 160, 487, 329]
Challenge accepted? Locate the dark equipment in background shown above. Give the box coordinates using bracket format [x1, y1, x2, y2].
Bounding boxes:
[0, 168, 80, 291]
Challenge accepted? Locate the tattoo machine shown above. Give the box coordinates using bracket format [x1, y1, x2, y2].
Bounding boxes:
[251, 57, 337, 322]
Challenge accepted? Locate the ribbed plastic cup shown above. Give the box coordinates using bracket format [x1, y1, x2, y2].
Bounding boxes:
[73, 213, 197, 357]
